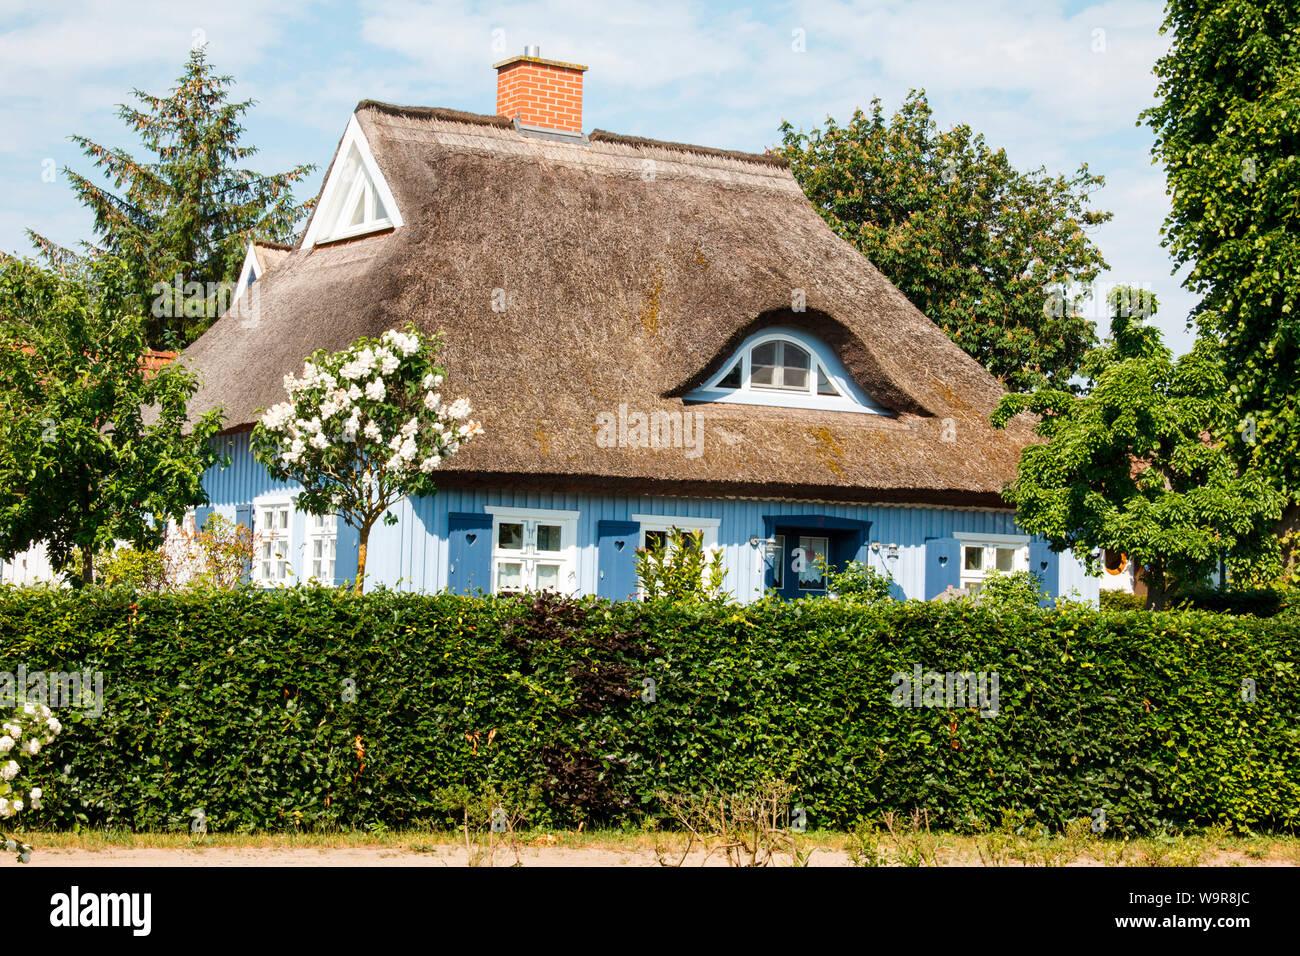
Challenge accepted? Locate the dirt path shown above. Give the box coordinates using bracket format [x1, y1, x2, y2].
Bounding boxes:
[31, 844, 853, 867]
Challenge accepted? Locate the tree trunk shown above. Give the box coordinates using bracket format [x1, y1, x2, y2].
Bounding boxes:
[355, 525, 369, 595]
[1276, 501, 1300, 580]
[81, 545, 94, 587]
[1144, 571, 1167, 611]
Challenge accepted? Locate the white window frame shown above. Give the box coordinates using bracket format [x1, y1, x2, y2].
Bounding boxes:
[302, 115, 404, 247]
[253, 494, 295, 587]
[952, 531, 1029, 592]
[483, 506, 580, 596]
[306, 513, 338, 583]
[685, 326, 889, 415]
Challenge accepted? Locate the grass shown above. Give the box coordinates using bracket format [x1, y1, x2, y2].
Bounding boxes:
[14, 827, 1300, 866]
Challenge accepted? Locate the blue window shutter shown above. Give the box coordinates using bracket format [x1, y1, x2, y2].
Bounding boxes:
[334, 517, 360, 589]
[924, 536, 961, 599]
[193, 506, 213, 534]
[1029, 537, 1059, 606]
[234, 503, 254, 584]
[447, 512, 493, 595]
[597, 520, 640, 601]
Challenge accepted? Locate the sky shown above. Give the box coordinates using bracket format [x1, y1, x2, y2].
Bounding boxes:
[0, 0, 1196, 352]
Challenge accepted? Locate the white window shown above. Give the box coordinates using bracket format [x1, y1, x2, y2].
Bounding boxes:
[307, 514, 338, 582]
[255, 498, 293, 586]
[484, 506, 579, 595]
[770, 533, 785, 588]
[953, 532, 1029, 594]
[686, 327, 889, 415]
[302, 115, 404, 247]
[796, 535, 830, 590]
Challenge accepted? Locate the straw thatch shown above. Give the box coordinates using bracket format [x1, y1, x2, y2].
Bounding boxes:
[179, 101, 1035, 507]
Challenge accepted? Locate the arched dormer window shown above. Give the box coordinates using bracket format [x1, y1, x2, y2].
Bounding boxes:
[685, 327, 889, 415]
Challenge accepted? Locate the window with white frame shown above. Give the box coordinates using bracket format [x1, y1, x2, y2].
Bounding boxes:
[485, 507, 579, 595]
[307, 513, 338, 582]
[685, 327, 889, 415]
[255, 498, 293, 586]
[302, 116, 404, 247]
[953, 532, 1029, 594]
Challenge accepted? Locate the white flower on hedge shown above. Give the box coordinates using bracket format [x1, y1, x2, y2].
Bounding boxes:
[400, 417, 419, 438]
[261, 402, 295, 431]
[22, 703, 34, 717]
[375, 347, 400, 375]
[46, 718, 60, 736]
[0, 761, 18, 781]
[365, 378, 386, 401]
[0, 799, 10, 818]
[2, 723, 19, 739]
[423, 391, 441, 412]
[21, 739, 39, 755]
[419, 456, 440, 473]
[383, 329, 421, 357]
[310, 432, 330, 451]
[363, 421, 382, 442]
[0, 737, 11, 753]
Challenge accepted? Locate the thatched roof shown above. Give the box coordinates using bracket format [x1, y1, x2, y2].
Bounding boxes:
[251, 242, 293, 275]
[179, 101, 1035, 507]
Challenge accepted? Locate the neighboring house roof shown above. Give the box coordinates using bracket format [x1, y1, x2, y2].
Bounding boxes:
[141, 349, 178, 375]
[178, 101, 1035, 507]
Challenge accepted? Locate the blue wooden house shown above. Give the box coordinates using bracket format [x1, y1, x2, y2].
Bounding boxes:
[179, 51, 1098, 605]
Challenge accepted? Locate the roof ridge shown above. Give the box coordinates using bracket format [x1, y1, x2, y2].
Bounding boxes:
[355, 100, 788, 169]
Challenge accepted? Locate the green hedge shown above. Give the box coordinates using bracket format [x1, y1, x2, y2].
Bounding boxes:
[1, 586, 1298, 835]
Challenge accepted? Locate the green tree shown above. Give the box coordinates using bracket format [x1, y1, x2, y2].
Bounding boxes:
[0, 257, 225, 586]
[1142, 0, 1300, 561]
[250, 325, 482, 592]
[991, 287, 1282, 608]
[29, 45, 314, 348]
[779, 91, 1111, 392]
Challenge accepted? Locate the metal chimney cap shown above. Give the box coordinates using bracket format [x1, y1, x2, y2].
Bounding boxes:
[523, 44, 541, 57]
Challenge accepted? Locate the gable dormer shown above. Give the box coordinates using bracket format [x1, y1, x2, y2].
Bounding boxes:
[685, 325, 890, 415]
[302, 115, 404, 247]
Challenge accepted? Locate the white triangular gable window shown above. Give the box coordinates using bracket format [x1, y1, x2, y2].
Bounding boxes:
[685, 326, 890, 416]
[303, 115, 403, 247]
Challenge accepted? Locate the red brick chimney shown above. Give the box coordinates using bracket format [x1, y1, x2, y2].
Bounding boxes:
[495, 46, 587, 134]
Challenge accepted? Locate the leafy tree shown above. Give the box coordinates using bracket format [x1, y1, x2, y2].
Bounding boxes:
[779, 91, 1111, 392]
[774, 87, 1112, 390]
[991, 287, 1282, 608]
[0, 256, 225, 586]
[250, 324, 482, 592]
[29, 45, 314, 348]
[1142, 0, 1300, 559]
[635, 528, 727, 602]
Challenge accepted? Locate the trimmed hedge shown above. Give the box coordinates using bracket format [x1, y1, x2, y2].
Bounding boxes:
[1, 586, 1298, 835]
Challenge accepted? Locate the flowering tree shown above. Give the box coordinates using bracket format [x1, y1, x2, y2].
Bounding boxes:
[251, 324, 482, 592]
[1, 703, 63, 863]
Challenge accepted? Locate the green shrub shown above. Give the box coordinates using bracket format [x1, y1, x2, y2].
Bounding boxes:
[1, 586, 1296, 835]
[816, 558, 895, 603]
[1168, 586, 1294, 617]
[975, 571, 1046, 611]
[1099, 590, 1146, 612]
[634, 527, 726, 602]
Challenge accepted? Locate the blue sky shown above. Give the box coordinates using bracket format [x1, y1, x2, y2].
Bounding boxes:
[1, 0, 1194, 352]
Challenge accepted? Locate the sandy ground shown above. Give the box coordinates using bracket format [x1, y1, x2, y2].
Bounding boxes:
[31, 844, 852, 866]
[26, 843, 1294, 867]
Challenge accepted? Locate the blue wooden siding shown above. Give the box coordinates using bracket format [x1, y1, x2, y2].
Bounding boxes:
[203, 432, 1100, 603]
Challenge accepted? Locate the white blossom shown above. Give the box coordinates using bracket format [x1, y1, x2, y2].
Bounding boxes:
[0, 737, 11, 753]
[365, 378, 386, 401]
[364, 421, 382, 441]
[420, 456, 440, 473]
[448, 398, 472, 420]
[310, 432, 330, 450]
[423, 391, 441, 412]
[0, 761, 17, 781]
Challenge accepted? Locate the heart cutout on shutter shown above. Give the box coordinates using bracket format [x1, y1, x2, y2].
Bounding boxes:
[616, 540, 625, 551]
[1039, 561, 1049, 571]
[938, 556, 948, 566]
[465, 533, 477, 546]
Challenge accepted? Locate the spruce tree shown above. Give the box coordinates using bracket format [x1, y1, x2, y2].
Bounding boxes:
[30, 45, 314, 348]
